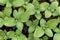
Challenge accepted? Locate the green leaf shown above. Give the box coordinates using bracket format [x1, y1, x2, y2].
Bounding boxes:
[32, 19, 39, 27]
[56, 7, 60, 15]
[16, 29, 21, 35]
[13, 0, 24, 7]
[35, 13, 41, 20]
[20, 13, 29, 22]
[34, 37, 40, 40]
[45, 28, 53, 37]
[28, 26, 35, 33]
[45, 10, 52, 18]
[0, 30, 6, 40]
[4, 17, 16, 27]
[53, 33, 60, 40]
[50, 1, 58, 9]
[47, 19, 59, 29]
[0, 18, 4, 28]
[18, 8, 24, 14]
[40, 19, 46, 27]
[6, 1, 12, 7]
[34, 26, 44, 37]
[26, 3, 35, 15]
[32, 0, 39, 10]
[0, 0, 8, 5]
[13, 10, 21, 19]
[16, 22, 23, 31]
[26, 20, 32, 26]
[42, 36, 48, 40]
[7, 31, 15, 38]
[52, 11, 58, 16]
[0, 11, 4, 18]
[4, 7, 12, 17]
[18, 34, 27, 40]
[28, 33, 34, 40]
[12, 36, 18, 40]
[54, 28, 60, 33]
[39, 2, 49, 11]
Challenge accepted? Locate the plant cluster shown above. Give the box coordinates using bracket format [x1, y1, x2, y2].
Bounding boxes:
[0, 0, 60, 40]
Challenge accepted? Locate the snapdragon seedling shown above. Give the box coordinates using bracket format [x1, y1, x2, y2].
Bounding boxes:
[0, 0, 60, 40]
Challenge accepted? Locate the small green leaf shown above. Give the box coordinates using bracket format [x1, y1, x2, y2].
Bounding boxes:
[45, 10, 52, 18]
[45, 28, 53, 37]
[28, 26, 35, 33]
[35, 13, 41, 20]
[34, 26, 44, 37]
[0, 18, 4, 28]
[54, 28, 60, 33]
[26, 3, 35, 15]
[56, 7, 60, 15]
[20, 13, 29, 22]
[18, 34, 27, 40]
[52, 11, 58, 16]
[13, 0, 24, 7]
[0, 30, 6, 40]
[50, 1, 58, 9]
[4, 17, 16, 27]
[6, 1, 12, 7]
[40, 19, 46, 27]
[7, 31, 15, 38]
[13, 10, 21, 19]
[47, 19, 59, 29]
[0, 11, 4, 18]
[16, 22, 23, 32]
[0, 0, 8, 5]
[39, 2, 49, 11]
[33, 19, 39, 27]
[42, 36, 48, 40]
[53, 33, 60, 40]
[18, 8, 24, 14]
[4, 7, 12, 17]
[12, 36, 18, 40]
[16, 30, 21, 35]
[32, 0, 39, 10]
[26, 20, 32, 27]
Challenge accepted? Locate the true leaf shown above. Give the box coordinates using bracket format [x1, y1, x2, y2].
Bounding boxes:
[39, 2, 49, 11]
[45, 10, 52, 18]
[4, 17, 16, 27]
[47, 19, 59, 29]
[40, 19, 46, 27]
[0, 18, 4, 28]
[16, 22, 23, 32]
[45, 28, 53, 37]
[53, 33, 60, 40]
[4, 7, 12, 17]
[7, 31, 15, 38]
[12, 0, 24, 7]
[34, 26, 44, 37]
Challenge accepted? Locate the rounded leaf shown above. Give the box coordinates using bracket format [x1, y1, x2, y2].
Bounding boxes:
[45, 28, 53, 37]
[47, 19, 59, 29]
[4, 17, 16, 27]
[16, 22, 23, 31]
[13, 0, 24, 7]
[0, 18, 4, 27]
[53, 33, 60, 40]
[4, 7, 12, 17]
[45, 10, 52, 18]
[34, 26, 44, 37]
